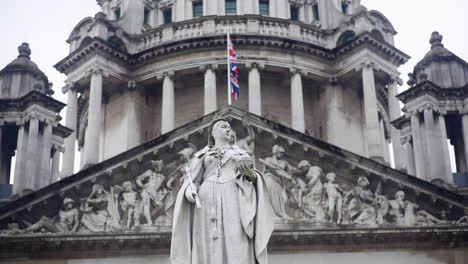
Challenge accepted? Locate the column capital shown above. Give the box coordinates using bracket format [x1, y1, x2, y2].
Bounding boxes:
[86, 67, 110, 79]
[289, 67, 306, 76]
[328, 76, 339, 85]
[245, 62, 265, 70]
[127, 80, 143, 91]
[389, 75, 403, 86]
[199, 64, 218, 71]
[157, 71, 175, 80]
[61, 82, 79, 94]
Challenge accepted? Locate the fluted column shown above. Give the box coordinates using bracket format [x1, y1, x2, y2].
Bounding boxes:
[290, 68, 305, 133]
[161, 71, 175, 134]
[82, 68, 103, 167]
[38, 121, 52, 189]
[247, 62, 262, 116]
[410, 113, 425, 179]
[462, 114, 468, 171]
[62, 85, 78, 176]
[404, 137, 416, 175]
[50, 146, 61, 183]
[0, 125, 9, 184]
[436, 113, 453, 183]
[361, 61, 384, 161]
[13, 122, 27, 194]
[25, 117, 39, 190]
[203, 65, 217, 114]
[388, 77, 405, 169]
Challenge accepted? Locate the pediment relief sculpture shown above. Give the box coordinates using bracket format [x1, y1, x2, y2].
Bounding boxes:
[1, 110, 467, 236]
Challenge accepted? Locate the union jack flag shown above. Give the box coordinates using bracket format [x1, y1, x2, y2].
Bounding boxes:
[228, 33, 239, 101]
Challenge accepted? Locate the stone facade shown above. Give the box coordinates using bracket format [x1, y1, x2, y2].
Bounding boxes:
[1, 0, 468, 263]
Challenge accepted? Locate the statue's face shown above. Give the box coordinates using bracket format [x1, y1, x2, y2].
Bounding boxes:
[65, 203, 74, 210]
[211, 121, 232, 143]
[357, 177, 369, 187]
[275, 149, 285, 159]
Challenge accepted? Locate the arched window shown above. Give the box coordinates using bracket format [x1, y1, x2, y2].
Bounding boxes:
[336, 30, 356, 47]
[371, 29, 385, 42]
[107, 36, 128, 52]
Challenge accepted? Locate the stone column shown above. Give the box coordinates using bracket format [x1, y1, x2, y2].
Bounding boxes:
[203, 65, 217, 114]
[379, 115, 390, 164]
[82, 68, 103, 167]
[361, 61, 384, 161]
[405, 138, 416, 176]
[410, 113, 425, 179]
[462, 114, 468, 171]
[24, 117, 40, 190]
[38, 121, 52, 189]
[388, 77, 405, 169]
[0, 125, 8, 184]
[247, 62, 262, 116]
[62, 85, 78, 176]
[290, 69, 305, 133]
[161, 71, 175, 134]
[436, 113, 453, 183]
[50, 146, 61, 183]
[13, 123, 27, 194]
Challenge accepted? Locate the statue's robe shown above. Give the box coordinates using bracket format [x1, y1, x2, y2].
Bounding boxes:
[171, 145, 274, 264]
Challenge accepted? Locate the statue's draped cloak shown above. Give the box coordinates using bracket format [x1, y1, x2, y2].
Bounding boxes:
[171, 146, 274, 264]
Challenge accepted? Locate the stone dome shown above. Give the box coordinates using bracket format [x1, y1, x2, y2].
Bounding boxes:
[410, 32, 468, 88]
[0, 43, 51, 98]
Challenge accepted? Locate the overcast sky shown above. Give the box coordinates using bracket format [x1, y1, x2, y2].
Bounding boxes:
[1, 1, 467, 176]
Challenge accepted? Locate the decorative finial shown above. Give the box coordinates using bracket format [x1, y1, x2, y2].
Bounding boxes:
[17, 42, 31, 59]
[429, 31, 443, 49]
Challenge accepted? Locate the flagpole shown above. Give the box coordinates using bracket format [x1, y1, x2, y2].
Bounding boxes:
[227, 30, 232, 105]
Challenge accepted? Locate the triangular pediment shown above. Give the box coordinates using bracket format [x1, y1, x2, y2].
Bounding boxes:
[1, 106, 467, 258]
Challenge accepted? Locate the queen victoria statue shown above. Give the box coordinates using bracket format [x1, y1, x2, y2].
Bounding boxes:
[171, 119, 274, 264]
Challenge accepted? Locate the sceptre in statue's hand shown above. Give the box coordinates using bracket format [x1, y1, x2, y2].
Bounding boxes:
[184, 167, 201, 208]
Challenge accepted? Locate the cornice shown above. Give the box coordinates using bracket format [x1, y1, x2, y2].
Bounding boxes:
[0, 227, 467, 259]
[0, 90, 66, 113]
[397, 80, 468, 104]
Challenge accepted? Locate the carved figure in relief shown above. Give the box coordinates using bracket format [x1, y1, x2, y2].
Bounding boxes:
[343, 176, 377, 225]
[118, 181, 141, 229]
[24, 198, 80, 233]
[236, 116, 256, 158]
[388, 191, 407, 224]
[80, 184, 120, 232]
[260, 144, 295, 220]
[324, 172, 343, 223]
[298, 161, 325, 221]
[171, 119, 274, 264]
[457, 209, 468, 224]
[136, 160, 167, 225]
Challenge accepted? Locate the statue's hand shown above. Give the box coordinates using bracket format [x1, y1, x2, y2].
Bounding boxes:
[237, 158, 256, 181]
[185, 187, 198, 203]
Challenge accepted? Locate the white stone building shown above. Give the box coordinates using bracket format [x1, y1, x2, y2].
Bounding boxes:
[1, 0, 468, 263]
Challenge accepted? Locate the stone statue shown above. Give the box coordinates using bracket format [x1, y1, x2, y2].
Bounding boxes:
[171, 119, 274, 264]
[136, 160, 168, 225]
[260, 144, 295, 220]
[298, 161, 325, 221]
[388, 190, 407, 224]
[80, 184, 120, 232]
[117, 181, 142, 229]
[24, 197, 80, 233]
[236, 116, 256, 158]
[343, 176, 378, 225]
[324, 172, 344, 224]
